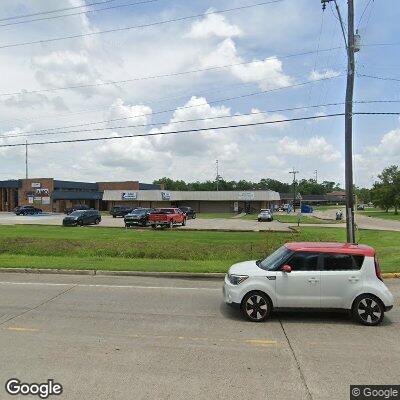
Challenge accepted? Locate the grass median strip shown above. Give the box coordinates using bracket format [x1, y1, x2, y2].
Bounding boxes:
[0, 225, 398, 273]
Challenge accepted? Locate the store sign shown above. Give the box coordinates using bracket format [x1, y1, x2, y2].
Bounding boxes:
[42, 197, 50, 205]
[161, 192, 171, 201]
[121, 192, 137, 200]
[28, 196, 34, 204]
[31, 182, 41, 188]
[35, 188, 49, 196]
[238, 192, 255, 200]
[33, 197, 42, 203]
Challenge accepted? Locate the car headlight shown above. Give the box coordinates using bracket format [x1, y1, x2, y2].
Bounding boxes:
[228, 274, 249, 285]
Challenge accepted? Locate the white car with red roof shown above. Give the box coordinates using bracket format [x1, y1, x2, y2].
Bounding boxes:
[223, 242, 394, 325]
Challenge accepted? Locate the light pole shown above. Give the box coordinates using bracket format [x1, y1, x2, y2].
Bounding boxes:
[289, 168, 299, 212]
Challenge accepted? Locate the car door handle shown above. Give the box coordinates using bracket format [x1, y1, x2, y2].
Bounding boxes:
[348, 276, 359, 282]
[308, 277, 319, 283]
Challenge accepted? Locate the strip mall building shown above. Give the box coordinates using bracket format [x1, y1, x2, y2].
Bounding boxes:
[0, 178, 280, 213]
[102, 189, 280, 213]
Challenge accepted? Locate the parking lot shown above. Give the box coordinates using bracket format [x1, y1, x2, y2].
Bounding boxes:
[0, 212, 291, 231]
[3, 211, 400, 232]
[0, 273, 398, 400]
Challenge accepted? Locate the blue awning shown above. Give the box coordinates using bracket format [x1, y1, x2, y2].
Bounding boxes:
[52, 191, 103, 201]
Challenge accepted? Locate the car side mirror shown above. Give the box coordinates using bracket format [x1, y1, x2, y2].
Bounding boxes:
[282, 265, 292, 273]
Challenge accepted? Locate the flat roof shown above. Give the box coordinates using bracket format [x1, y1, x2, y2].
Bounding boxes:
[284, 242, 375, 257]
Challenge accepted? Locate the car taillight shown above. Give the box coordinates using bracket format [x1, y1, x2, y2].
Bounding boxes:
[374, 255, 383, 281]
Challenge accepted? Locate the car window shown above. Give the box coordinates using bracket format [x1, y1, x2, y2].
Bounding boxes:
[287, 252, 319, 271]
[322, 254, 362, 271]
[70, 211, 84, 217]
[259, 246, 292, 271]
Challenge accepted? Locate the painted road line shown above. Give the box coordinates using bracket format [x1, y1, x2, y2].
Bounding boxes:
[6, 327, 39, 332]
[0, 281, 220, 291]
[114, 332, 278, 347]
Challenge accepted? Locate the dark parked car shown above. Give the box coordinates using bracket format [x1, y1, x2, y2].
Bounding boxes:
[65, 204, 91, 214]
[124, 208, 155, 227]
[179, 206, 196, 219]
[15, 205, 42, 215]
[110, 206, 133, 218]
[63, 210, 101, 226]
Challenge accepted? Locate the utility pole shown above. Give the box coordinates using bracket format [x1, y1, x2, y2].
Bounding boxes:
[314, 169, 318, 183]
[321, 0, 357, 243]
[344, 0, 356, 244]
[25, 140, 28, 179]
[289, 168, 299, 212]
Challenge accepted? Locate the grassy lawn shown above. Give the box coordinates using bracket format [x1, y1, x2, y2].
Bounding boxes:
[0, 225, 398, 273]
[196, 213, 237, 219]
[358, 210, 400, 222]
[273, 214, 342, 224]
[312, 205, 344, 211]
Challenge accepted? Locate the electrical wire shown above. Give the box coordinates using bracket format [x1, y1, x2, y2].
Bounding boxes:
[357, 73, 400, 82]
[0, 46, 342, 98]
[0, 0, 116, 22]
[1, 102, 347, 139]
[0, 1, 283, 50]
[1, 112, 398, 148]
[0, 0, 160, 27]
[357, 0, 374, 30]
[3, 75, 343, 136]
[0, 113, 346, 148]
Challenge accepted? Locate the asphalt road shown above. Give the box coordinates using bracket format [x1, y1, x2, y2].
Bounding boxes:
[0, 273, 399, 400]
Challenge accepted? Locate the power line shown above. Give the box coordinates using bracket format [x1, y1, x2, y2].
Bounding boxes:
[357, 73, 400, 82]
[3, 98, 399, 140]
[0, 0, 116, 22]
[0, 61, 344, 127]
[1, 102, 347, 139]
[0, 1, 283, 50]
[0, 46, 342, 97]
[0, 112, 397, 148]
[3, 75, 342, 136]
[0, 113, 346, 148]
[357, 0, 373, 30]
[0, 0, 160, 28]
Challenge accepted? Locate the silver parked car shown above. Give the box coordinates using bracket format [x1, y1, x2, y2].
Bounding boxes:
[257, 209, 273, 222]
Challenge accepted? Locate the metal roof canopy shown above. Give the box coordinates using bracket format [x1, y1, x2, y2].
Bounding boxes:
[102, 190, 280, 202]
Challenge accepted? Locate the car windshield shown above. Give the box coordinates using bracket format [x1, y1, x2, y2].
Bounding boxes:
[132, 210, 146, 215]
[69, 211, 84, 217]
[258, 246, 292, 271]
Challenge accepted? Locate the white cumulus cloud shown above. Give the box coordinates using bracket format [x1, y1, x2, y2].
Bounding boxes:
[187, 10, 242, 39]
[278, 136, 341, 161]
[200, 38, 292, 90]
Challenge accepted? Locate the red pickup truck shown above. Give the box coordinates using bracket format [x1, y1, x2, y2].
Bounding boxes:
[148, 208, 186, 229]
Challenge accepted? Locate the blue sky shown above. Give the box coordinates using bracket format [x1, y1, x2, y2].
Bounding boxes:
[0, 0, 398, 187]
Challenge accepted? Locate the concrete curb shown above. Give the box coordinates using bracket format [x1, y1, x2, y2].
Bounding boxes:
[0, 267, 398, 279]
[0, 267, 225, 280]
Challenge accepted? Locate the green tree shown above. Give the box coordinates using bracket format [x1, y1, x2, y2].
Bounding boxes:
[371, 165, 400, 214]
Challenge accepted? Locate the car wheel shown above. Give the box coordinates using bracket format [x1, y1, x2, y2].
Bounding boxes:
[168, 221, 173, 229]
[112, 215, 116, 219]
[78, 220, 84, 226]
[258, 219, 261, 222]
[182, 218, 186, 226]
[352, 294, 385, 326]
[95, 218, 100, 225]
[151, 225, 157, 230]
[241, 291, 272, 322]
[192, 214, 196, 219]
